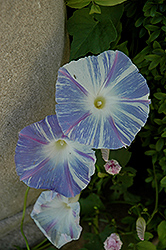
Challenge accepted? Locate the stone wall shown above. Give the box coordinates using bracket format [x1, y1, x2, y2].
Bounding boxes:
[0, 0, 70, 248]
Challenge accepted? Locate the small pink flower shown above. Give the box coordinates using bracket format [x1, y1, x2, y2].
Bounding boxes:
[104, 159, 122, 175]
[104, 233, 123, 250]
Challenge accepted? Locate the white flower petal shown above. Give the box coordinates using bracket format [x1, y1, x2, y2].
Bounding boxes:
[31, 191, 82, 249]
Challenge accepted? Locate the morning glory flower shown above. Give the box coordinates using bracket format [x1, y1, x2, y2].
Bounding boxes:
[56, 50, 150, 149]
[15, 115, 96, 197]
[104, 233, 123, 250]
[31, 191, 82, 249]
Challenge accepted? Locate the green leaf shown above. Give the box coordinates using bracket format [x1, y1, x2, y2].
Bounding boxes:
[84, 234, 104, 250]
[148, 60, 160, 70]
[144, 232, 153, 241]
[121, 216, 136, 224]
[89, 3, 101, 14]
[135, 17, 144, 27]
[157, 221, 166, 247]
[95, 0, 127, 6]
[145, 176, 153, 183]
[118, 173, 134, 188]
[99, 225, 114, 241]
[154, 75, 162, 80]
[156, 138, 164, 151]
[152, 154, 158, 164]
[154, 118, 163, 125]
[145, 54, 161, 61]
[145, 150, 156, 156]
[67, 8, 117, 60]
[109, 148, 131, 167]
[124, 191, 140, 203]
[140, 46, 152, 55]
[133, 54, 145, 64]
[161, 131, 166, 137]
[153, 40, 161, 49]
[159, 157, 166, 170]
[66, 0, 91, 8]
[95, 4, 124, 26]
[158, 101, 166, 114]
[154, 92, 166, 100]
[144, 24, 159, 31]
[152, 48, 165, 56]
[163, 117, 166, 123]
[160, 176, 166, 188]
[143, 2, 153, 12]
[151, 15, 163, 24]
[150, 5, 157, 17]
[139, 27, 147, 38]
[136, 241, 156, 250]
[147, 30, 161, 43]
[116, 41, 129, 55]
[80, 193, 105, 216]
[161, 26, 166, 32]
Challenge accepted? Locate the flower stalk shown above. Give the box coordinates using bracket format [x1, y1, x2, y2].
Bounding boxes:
[21, 186, 30, 250]
[147, 163, 158, 225]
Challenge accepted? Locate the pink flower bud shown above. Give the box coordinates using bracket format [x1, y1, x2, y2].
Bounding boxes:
[104, 233, 123, 250]
[104, 160, 122, 175]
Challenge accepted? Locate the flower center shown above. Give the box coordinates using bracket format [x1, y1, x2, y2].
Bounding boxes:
[62, 202, 71, 209]
[94, 96, 106, 109]
[55, 139, 67, 150]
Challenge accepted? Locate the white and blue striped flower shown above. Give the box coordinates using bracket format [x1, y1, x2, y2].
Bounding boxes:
[56, 50, 150, 149]
[15, 115, 96, 197]
[31, 191, 82, 249]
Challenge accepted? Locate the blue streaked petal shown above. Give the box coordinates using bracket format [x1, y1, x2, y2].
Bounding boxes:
[103, 51, 149, 99]
[31, 191, 82, 249]
[15, 115, 96, 197]
[109, 100, 150, 146]
[56, 50, 150, 149]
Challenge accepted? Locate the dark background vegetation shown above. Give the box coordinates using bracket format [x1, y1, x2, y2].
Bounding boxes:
[64, 0, 166, 249]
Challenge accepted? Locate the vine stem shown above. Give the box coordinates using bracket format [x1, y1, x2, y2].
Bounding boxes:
[147, 163, 158, 225]
[21, 186, 31, 250]
[32, 239, 50, 250]
[33, 242, 51, 250]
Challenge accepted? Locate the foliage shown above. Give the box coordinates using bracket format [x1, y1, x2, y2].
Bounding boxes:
[65, 0, 166, 249]
[66, 0, 127, 12]
[67, 4, 124, 59]
[133, 0, 166, 216]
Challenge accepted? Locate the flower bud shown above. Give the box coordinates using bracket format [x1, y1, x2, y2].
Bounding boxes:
[104, 233, 123, 250]
[104, 159, 122, 175]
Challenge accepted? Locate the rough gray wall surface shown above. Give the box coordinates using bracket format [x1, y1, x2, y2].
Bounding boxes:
[0, 205, 45, 249]
[0, 0, 70, 248]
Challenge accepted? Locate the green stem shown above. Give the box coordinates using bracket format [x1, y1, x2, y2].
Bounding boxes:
[35, 243, 51, 250]
[147, 163, 158, 225]
[120, 231, 134, 236]
[21, 186, 31, 250]
[109, 200, 136, 206]
[32, 239, 49, 250]
[93, 215, 99, 234]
